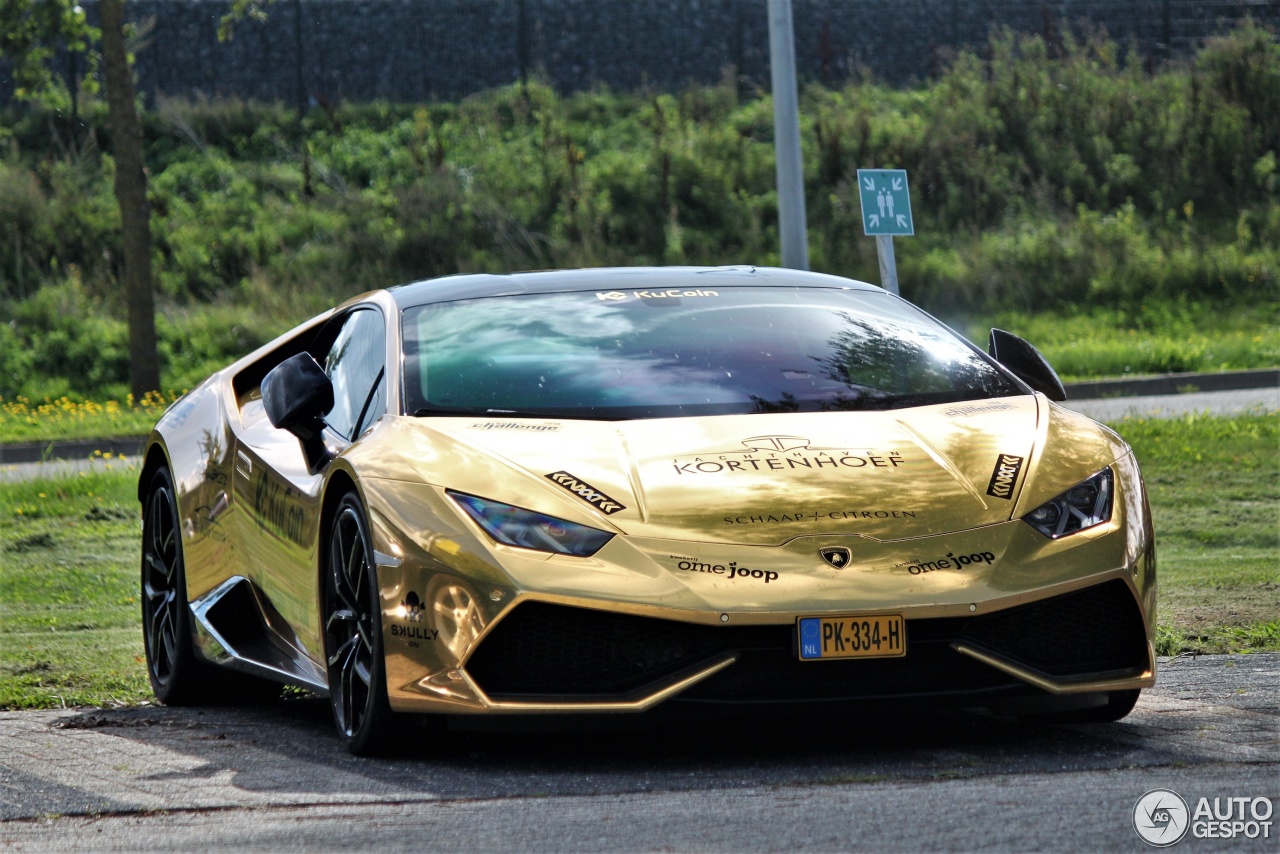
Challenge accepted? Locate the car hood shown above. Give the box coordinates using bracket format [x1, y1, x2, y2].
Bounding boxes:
[355, 395, 1102, 546]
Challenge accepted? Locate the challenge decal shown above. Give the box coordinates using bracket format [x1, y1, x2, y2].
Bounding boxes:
[668, 555, 779, 583]
[897, 551, 996, 575]
[596, 289, 719, 301]
[724, 509, 917, 526]
[545, 471, 627, 514]
[943, 402, 1014, 417]
[985, 453, 1025, 500]
[470, 421, 562, 432]
[673, 435, 906, 476]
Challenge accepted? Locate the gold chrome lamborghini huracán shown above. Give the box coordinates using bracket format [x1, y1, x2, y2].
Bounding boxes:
[139, 267, 1156, 754]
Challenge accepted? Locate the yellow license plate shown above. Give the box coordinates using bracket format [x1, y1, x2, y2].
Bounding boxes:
[797, 614, 906, 660]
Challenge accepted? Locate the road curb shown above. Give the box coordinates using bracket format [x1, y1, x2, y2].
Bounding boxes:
[1063, 367, 1278, 400]
[0, 436, 146, 465]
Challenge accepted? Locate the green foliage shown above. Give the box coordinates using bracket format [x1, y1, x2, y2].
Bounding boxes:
[0, 0, 98, 110]
[967, 300, 1280, 379]
[0, 20, 1277, 398]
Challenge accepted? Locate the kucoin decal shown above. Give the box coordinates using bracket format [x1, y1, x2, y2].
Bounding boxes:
[898, 551, 996, 575]
[668, 554, 779, 584]
[723, 509, 918, 526]
[673, 436, 906, 477]
[595, 289, 719, 301]
[545, 471, 627, 514]
[985, 454, 1025, 500]
[251, 472, 306, 546]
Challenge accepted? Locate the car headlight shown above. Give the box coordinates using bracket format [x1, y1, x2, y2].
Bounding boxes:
[1022, 468, 1113, 539]
[448, 491, 614, 557]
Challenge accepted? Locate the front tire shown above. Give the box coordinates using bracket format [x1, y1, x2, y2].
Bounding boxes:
[324, 491, 398, 755]
[141, 466, 217, 704]
[1020, 689, 1141, 724]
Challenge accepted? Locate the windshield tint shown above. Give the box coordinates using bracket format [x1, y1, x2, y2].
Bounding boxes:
[401, 287, 1022, 419]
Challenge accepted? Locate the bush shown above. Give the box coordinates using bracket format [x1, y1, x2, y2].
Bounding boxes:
[0, 20, 1276, 398]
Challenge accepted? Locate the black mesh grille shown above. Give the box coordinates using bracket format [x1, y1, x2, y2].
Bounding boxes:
[960, 579, 1149, 677]
[465, 580, 1148, 702]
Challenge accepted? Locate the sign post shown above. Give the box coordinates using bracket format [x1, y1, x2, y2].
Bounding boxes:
[856, 169, 913, 296]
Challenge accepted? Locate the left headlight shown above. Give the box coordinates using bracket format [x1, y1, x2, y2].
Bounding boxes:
[1022, 468, 1113, 539]
[448, 491, 614, 557]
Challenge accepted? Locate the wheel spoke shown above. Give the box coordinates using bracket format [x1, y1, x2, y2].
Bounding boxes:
[324, 497, 383, 745]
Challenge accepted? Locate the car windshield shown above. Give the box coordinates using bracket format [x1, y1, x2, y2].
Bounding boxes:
[401, 286, 1022, 419]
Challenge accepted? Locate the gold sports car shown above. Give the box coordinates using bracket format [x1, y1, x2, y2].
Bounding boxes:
[139, 266, 1156, 754]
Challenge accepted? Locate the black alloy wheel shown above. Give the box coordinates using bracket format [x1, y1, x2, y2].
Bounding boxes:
[141, 467, 211, 704]
[324, 491, 397, 755]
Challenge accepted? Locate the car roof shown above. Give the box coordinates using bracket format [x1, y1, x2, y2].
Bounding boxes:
[387, 266, 883, 308]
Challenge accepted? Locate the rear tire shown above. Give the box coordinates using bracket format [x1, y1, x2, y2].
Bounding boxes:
[323, 491, 399, 756]
[141, 467, 219, 704]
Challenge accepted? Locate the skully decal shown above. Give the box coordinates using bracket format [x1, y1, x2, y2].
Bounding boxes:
[545, 471, 626, 515]
[985, 454, 1025, 500]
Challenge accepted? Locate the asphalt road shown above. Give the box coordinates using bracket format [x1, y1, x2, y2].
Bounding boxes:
[0, 653, 1275, 851]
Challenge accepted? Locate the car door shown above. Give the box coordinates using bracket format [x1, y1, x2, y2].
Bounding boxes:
[231, 305, 387, 667]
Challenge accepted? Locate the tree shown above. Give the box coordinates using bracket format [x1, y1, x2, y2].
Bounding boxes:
[0, 0, 159, 399]
[100, 0, 159, 399]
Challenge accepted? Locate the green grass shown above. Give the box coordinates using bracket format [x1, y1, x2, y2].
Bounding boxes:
[962, 302, 1280, 381]
[0, 465, 151, 708]
[0, 412, 1275, 709]
[1111, 412, 1280, 656]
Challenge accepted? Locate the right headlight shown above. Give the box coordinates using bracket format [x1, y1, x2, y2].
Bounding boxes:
[1022, 467, 1113, 539]
[448, 491, 614, 557]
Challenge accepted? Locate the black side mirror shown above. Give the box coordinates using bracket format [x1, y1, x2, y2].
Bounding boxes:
[261, 353, 335, 466]
[988, 328, 1067, 402]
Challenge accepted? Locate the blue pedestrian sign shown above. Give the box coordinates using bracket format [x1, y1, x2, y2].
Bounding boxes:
[857, 169, 914, 236]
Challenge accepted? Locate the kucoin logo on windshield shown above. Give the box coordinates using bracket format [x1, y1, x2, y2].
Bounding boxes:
[596, 289, 719, 301]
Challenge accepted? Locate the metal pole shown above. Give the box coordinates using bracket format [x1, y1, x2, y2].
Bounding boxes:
[876, 235, 899, 296]
[768, 0, 809, 270]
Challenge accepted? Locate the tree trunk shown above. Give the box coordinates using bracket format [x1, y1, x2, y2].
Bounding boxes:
[100, 0, 160, 400]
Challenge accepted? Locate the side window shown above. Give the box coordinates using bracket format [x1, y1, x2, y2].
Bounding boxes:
[322, 308, 387, 441]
